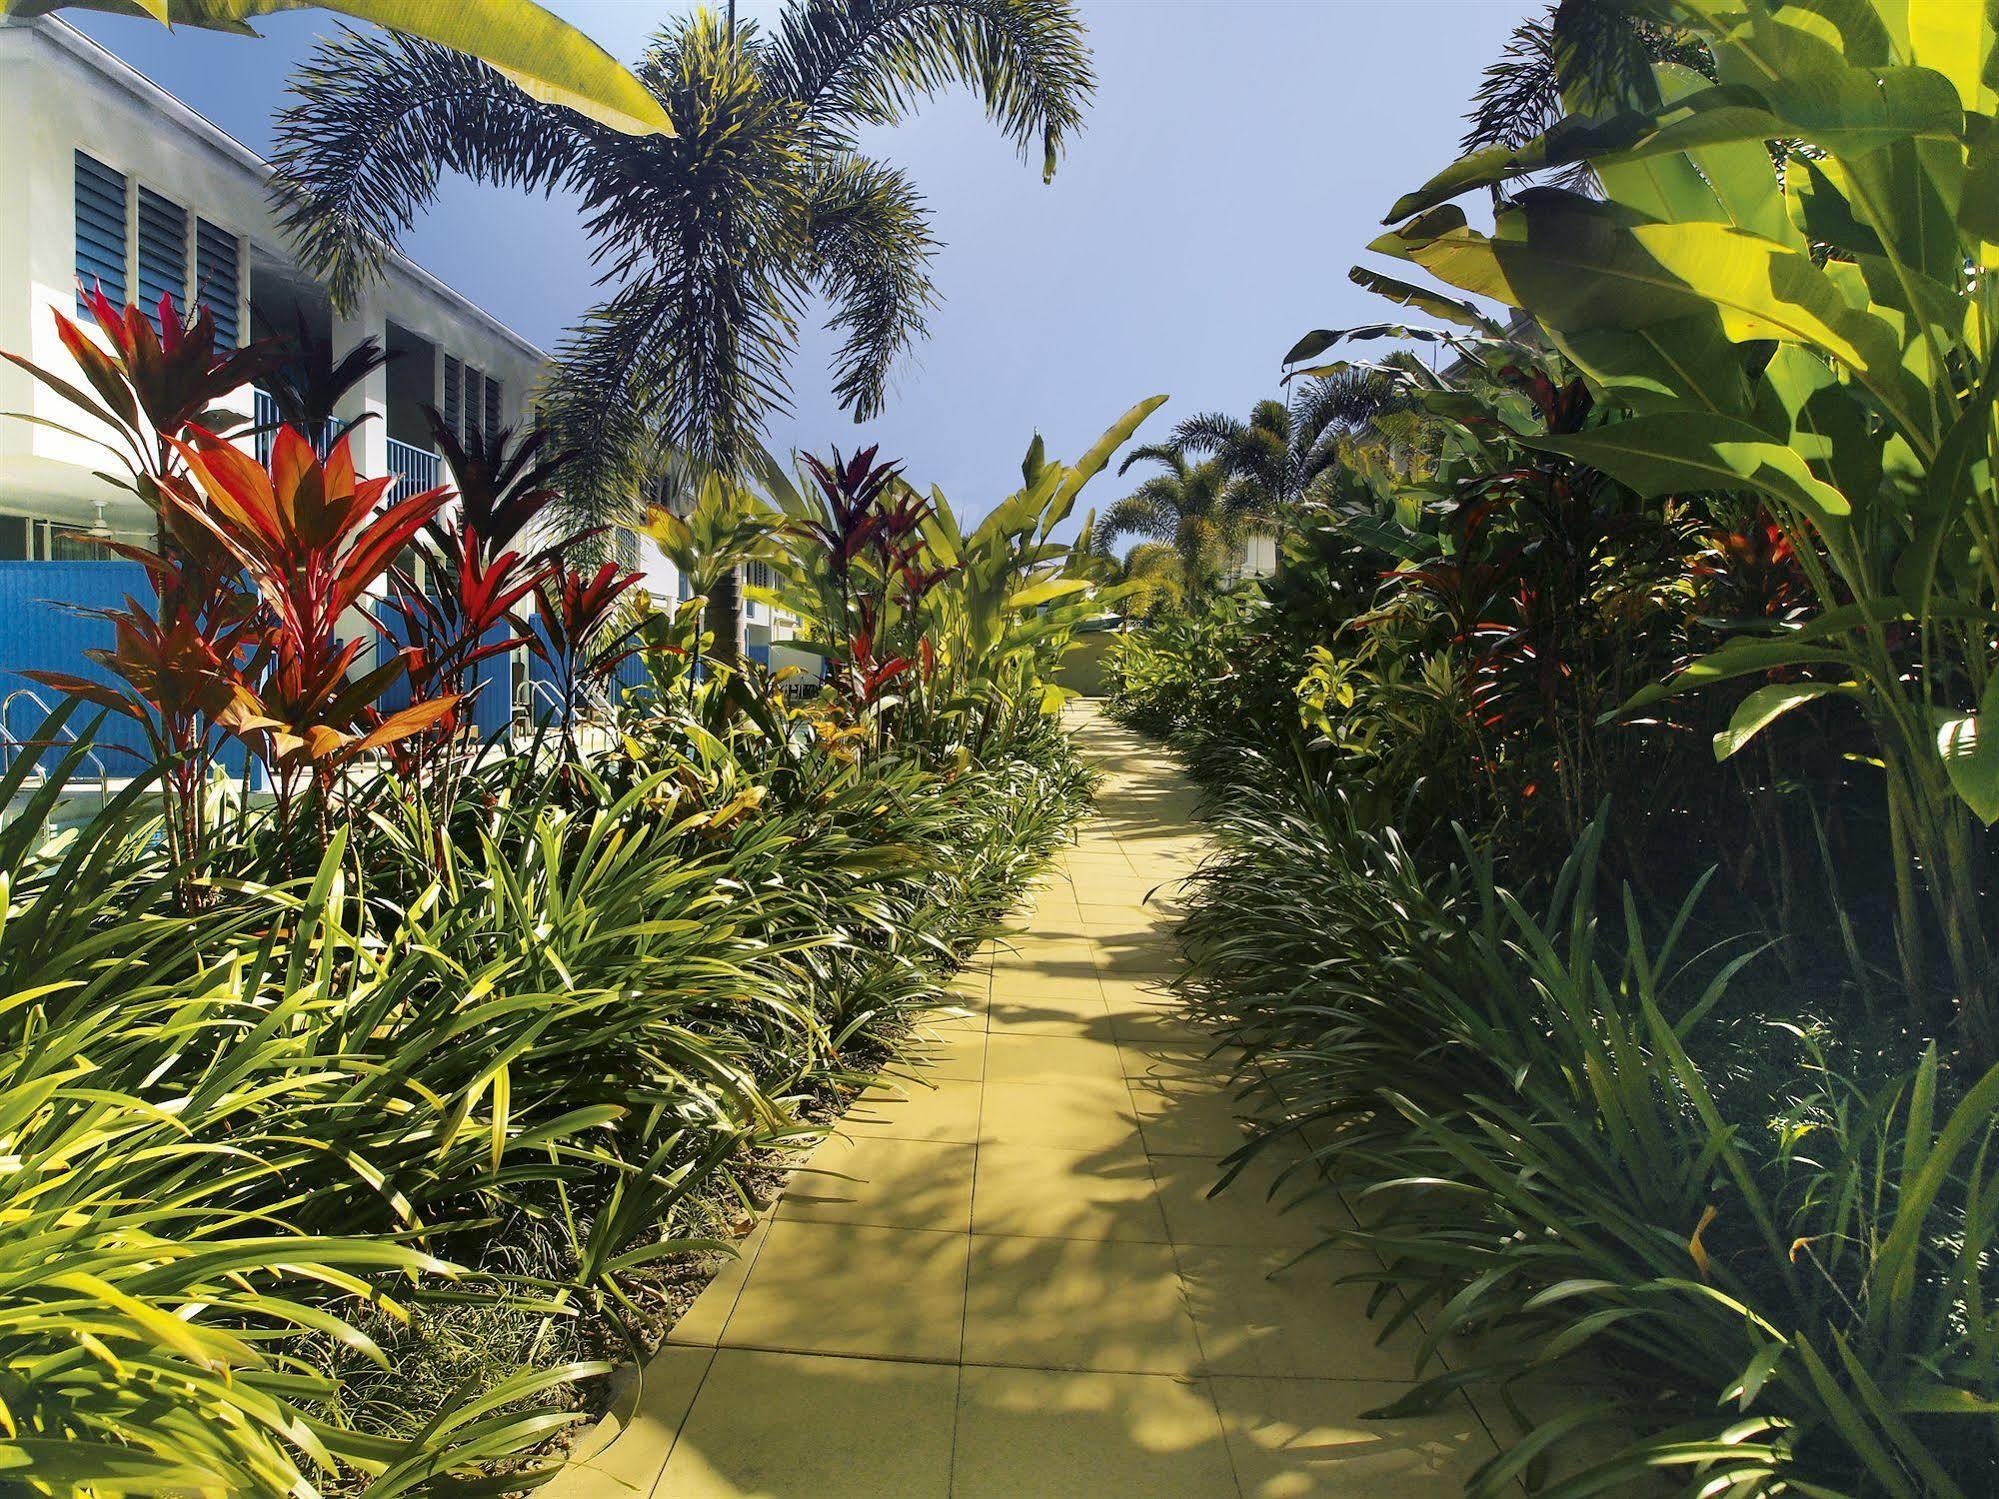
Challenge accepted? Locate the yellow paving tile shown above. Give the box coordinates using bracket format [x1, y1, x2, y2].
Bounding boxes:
[1148, 1150, 1347, 1248]
[990, 943, 1103, 989]
[963, 1233, 1203, 1374]
[976, 1077, 1143, 1153]
[838, 1077, 984, 1143]
[898, 1027, 986, 1081]
[1118, 1037, 1238, 1082]
[1211, 1376, 1499, 1498]
[778, 1134, 975, 1233]
[1129, 1077, 1260, 1158]
[972, 1141, 1170, 1242]
[657, 1349, 959, 1498]
[1106, 1004, 1208, 1047]
[985, 988, 1112, 1039]
[1179, 1243, 1433, 1382]
[720, 1220, 968, 1361]
[668, 1213, 774, 1348]
[951, 1367, 1237, 1499]
[541, 1346, 711, 1498]
[984, 1032, 1125, 1083]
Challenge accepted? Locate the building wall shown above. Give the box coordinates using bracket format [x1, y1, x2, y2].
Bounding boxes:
[0, 19, 544, 540]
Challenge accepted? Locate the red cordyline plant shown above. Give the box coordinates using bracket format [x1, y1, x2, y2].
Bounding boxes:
[372, 413, 572, 837]
[23, 496, 270, 907]
[526, 561, 644, 759]
[795, 445, 964, 735]
[797, 444, 900, 581]
[170, 425, 459, 840]
[840, 596, 913, 707]
[797, 446, 902, 660]
[2, 293, 287, 902]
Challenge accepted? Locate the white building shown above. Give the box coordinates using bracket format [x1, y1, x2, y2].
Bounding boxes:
[0, 16, 547, 556]
[1238, 532, 1278, 581]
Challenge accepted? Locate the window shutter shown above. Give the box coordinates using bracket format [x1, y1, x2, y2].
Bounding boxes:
[464, 365, 485, 448]
[193, 219, 240, 348]
[74, 152, 127, 313]
[442, 356, 463, 438]
[135, 186, 188, 330]
[484, 375, 502, 438]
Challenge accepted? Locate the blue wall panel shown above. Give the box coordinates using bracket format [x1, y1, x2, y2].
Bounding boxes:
[0, 564, 521, 779]
[0, 561, 156, 777]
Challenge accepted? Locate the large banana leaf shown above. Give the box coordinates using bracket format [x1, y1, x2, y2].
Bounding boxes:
[7, 0, 675, 136]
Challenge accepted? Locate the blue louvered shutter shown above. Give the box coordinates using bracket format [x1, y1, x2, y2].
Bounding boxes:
[193, 219, 240, 348]
[484, 375, 502, 439]
[135, 187, 187, 330]
[442, 356, 462, 439]
[74, 152, 127, 313]
[464, 365, 485, 448]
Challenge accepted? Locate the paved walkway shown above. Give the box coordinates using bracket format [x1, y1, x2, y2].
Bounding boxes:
[552, 705, 1501, 1496]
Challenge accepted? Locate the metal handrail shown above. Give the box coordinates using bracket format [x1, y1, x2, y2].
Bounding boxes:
[513, 676, 616, 732]
[1, 687, 112, 803]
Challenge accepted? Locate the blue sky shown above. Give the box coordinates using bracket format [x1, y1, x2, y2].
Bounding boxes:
[70, 1, 1522, 521]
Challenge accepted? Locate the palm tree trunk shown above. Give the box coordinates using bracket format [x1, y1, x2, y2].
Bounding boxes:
[706, 565, 744, 670]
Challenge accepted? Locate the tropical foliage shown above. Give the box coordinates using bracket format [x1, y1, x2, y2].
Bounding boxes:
[0, 285, 1125, 1494]
[3, 0, 675, 135]
[1106, 3, 1999, 1492]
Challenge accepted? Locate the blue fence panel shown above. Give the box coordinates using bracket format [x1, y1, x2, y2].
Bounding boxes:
[0, 560, 160, 777]
[372, 598, 517, 741]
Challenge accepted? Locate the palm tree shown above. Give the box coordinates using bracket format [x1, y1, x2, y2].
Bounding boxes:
[1165, 371, 1403, 522]
[269, 0, 1094, 521]
[1460, 3, 1710, 166]
[1097, 447, 1259, 601]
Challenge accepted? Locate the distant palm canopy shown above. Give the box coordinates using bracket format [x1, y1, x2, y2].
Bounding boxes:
[1097, 375, 1397, 593]
[268, 0, 1096, 524]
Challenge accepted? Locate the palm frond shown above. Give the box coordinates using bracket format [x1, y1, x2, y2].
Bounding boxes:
[1169, 411, 1246, 456]
[1116, 441, 1187, 479]
[764, 0, 1096, 178]
[804, 154, 938, 422]
[271, 28, 598, 308]
[1097, 492, 1174, 545]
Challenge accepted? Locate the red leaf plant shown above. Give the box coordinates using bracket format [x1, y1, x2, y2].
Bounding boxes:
[525, 561, 644, 759]
[837, 597, 912, 708]
[371, 415, 572, 827]
[168, 425, 458, 838]
[797, 445, 902, 580]
[21, 497, 269, 907]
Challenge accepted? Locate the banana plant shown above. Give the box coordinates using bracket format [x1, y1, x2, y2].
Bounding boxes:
[3, 0, 673, 136]
[1364, 0, 1999, 1054]
[639, 469, 783, 682]
[918, 398, 1165, 718]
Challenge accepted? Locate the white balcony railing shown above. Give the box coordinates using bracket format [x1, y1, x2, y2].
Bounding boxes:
[386, 437, 442, 498]
[250, 392, 442, 497]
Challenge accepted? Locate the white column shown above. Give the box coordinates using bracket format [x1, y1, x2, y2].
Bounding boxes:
[333, 293, 391, 667]
[333, 292, 389, 483]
